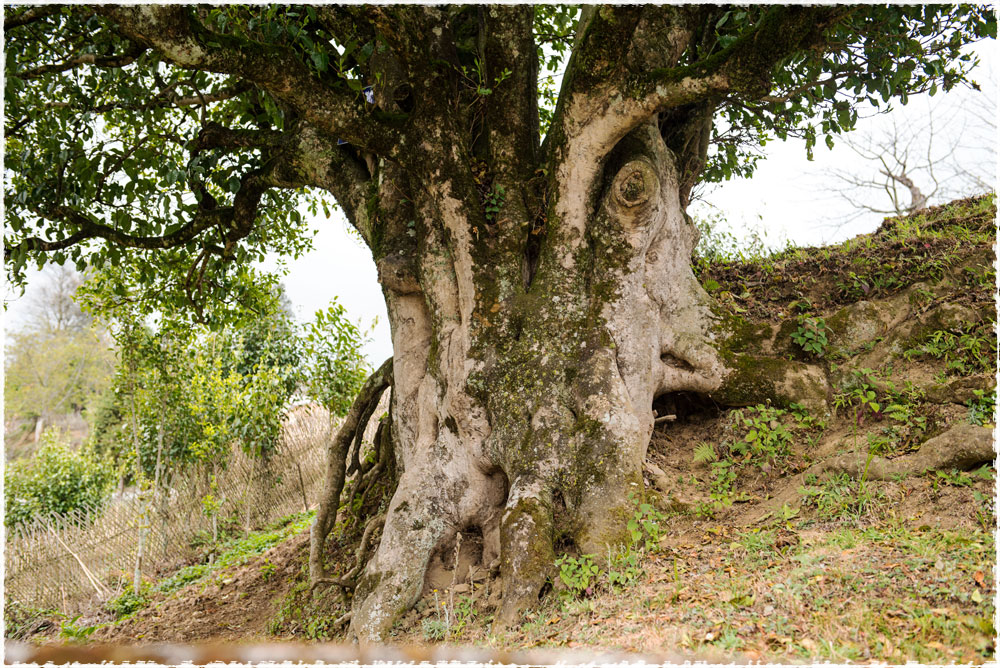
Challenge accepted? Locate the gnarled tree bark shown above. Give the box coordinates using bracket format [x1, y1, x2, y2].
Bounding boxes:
[13, 3, 920, 642]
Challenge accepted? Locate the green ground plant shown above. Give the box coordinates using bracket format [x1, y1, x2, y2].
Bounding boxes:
[58, 615, 101, 642]
[972, 490, 995, 531]
[791, 315, 830, 357]
[421, 617, 448, 641]
[833, 370, 930, 453]
[606, 544, 643, 591]
[555, 554, 601, 599]
[449, 595, 477, 637]
[627, 494, 667, 552]
[268, 578, 348, 641]
[903, 322, 996, 376]
[929, 465, 992, 490]
[967, 388, 996, 426]
[554, 494, 668, 605]
[104, 588, 149, 620]
[693, 404, 805, 514]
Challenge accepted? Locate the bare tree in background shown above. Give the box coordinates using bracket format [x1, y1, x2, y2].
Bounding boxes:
[27, 265, 93, 335]
[952, 73, 997, 194]
[826, 75, 996, 224]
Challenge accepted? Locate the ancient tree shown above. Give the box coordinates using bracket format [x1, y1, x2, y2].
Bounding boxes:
[4, 5, 993, 640]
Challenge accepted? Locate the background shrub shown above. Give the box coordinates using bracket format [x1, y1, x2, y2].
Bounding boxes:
[4, 428, 115, 528]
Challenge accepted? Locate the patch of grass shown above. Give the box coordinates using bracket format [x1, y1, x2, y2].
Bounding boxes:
[157, 563, 212, 595]
[696, 194, 995, 321]
[4, 600, 59, 640]
[104, 588, 149, 620]
[738, 529, 777, 563]
[159, 510, 313, 595]
[799, 473, 886, 524]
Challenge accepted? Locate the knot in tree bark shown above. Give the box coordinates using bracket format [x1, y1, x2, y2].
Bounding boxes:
[612, 159, 658, 210]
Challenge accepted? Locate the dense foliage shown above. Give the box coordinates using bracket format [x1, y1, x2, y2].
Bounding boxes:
[4, 325, 114, 423]
[3, 6, 993, 316]
[4, 428, 115, 529]
[85, 289, 369, 479]
[4, 268, 115, 426]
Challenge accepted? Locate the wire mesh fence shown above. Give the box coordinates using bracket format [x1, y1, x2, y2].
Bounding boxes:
[5, 404, 336, 615]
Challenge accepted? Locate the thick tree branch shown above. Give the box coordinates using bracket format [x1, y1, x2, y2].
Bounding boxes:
[192, 122, 285, 153]
[3, 6, 61, 29]
[16, 42, 146, 79]
[8, 204, 227, 260]
[97, 5, 406, 158]
[42, 83, 251, 114]
[642, 6, 856, 106]
[267, 124, 374, 241]
[548, 5, 857, 211]
[6, 148, 292, 263]
[481, 5, 539, 181]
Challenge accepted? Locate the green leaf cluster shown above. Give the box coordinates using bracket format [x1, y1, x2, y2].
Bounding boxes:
[4, 428, 115, 529]
[555, 553, 601, 597]
[703, 6, 996, 183]
[301, 299, 370, 417]
[791, 315, 830, 357]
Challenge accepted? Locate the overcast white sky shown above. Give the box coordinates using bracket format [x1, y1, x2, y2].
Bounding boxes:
[4, 42, 996, 366]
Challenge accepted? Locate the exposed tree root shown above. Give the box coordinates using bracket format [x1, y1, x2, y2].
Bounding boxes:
[309, 358, 393, 586]
[497, 478, 555, 627]
[805, 423, 994, 481]
[752, 423, 994, 522]
[311, 513, 386, 593]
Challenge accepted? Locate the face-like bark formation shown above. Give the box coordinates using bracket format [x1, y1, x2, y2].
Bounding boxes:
[6, 2, 984, 647]
[10, 3, 862, 643]
[348, 120, 727, 640]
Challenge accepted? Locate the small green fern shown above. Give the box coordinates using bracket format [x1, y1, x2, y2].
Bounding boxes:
[693, 442, 717, 464]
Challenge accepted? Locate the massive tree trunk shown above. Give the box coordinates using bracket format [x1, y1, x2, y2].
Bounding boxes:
[6, 3, 986, 643]
[348, 117, 798, 639]
[329, 9, 838, 642]
[81, 4, 846, 642]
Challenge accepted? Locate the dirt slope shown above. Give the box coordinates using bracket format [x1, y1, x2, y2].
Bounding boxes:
[16, 196, 997, 663]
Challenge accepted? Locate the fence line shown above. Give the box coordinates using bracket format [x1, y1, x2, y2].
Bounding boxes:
[5, 404, 341, 615]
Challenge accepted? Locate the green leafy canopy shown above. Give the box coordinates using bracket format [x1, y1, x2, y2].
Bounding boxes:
[4, 5, 994, 319]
